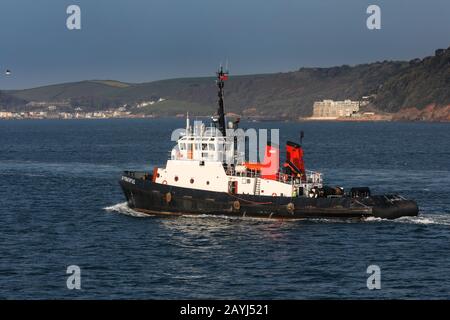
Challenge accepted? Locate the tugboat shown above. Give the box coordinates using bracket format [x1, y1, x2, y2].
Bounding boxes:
[119, 68, 418, 220]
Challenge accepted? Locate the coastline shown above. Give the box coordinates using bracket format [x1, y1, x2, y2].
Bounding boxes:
[1, 105, 450, 123]
[1, 114, 449, 122]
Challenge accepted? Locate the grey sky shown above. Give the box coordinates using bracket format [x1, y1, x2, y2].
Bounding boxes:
[0, 0, 449, 89]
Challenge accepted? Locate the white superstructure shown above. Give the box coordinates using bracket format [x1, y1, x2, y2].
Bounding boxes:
[153, 115, 323, 198]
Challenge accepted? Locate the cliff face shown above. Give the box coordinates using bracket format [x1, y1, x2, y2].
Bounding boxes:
[392, 105, 450, 122]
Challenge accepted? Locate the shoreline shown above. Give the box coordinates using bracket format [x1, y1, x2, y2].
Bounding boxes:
[1, 115, 449, 123]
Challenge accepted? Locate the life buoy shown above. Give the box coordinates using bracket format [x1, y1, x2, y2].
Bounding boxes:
[233, 200, 241, 211]
[162, 180, 167, 185]
[272, 193, 277, 197]
[283, 174, 289, 182]
[287, 202, 295, 214]
[165, 192, 172, 203]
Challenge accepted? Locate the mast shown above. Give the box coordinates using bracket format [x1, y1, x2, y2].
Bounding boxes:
[216, 66, 228, 137]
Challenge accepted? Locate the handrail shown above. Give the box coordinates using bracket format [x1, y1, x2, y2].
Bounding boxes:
[223, 164, 322, 186]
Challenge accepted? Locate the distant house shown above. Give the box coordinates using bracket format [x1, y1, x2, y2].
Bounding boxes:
[0, 111, 13, 118]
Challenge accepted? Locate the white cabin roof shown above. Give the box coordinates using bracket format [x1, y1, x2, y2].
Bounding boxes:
[171, 121, 237, 163]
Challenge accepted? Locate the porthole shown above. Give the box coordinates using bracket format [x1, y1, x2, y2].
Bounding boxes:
[174, 176, 179, 182]
[190, 178, 194, 184]
[206, 181, 210, 185]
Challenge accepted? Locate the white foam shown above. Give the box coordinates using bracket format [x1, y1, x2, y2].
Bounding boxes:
[103, 202, 151, 218]
[395, 214, 450, 226]
[364, 217, 384, 222]
[364, 214, 450, 226]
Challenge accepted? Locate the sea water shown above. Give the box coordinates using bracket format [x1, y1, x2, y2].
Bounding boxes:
[0, 119, 449, 299]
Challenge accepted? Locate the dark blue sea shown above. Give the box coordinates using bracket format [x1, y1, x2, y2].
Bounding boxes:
[0, 119, 449, 299]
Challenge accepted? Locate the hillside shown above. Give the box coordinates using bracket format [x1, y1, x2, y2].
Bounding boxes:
[3, 45, 450, 119]
[0, 91, 27, 108]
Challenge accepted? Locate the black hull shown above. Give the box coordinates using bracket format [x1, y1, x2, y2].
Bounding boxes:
[119, 173, 419, 220]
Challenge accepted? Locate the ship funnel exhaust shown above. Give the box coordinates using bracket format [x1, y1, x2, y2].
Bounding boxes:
[284, 141, 305, 178]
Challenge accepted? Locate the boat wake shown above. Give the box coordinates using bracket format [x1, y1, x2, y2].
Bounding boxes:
[364, 213, 450, 226]
[181, 213, 450, 226]
[104, 202, 151, 218]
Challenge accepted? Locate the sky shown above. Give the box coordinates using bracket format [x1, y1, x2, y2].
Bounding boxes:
[0, 0, 449, 89]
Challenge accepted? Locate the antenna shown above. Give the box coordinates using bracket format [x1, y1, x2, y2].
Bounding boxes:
[186, 112, 190, 134]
